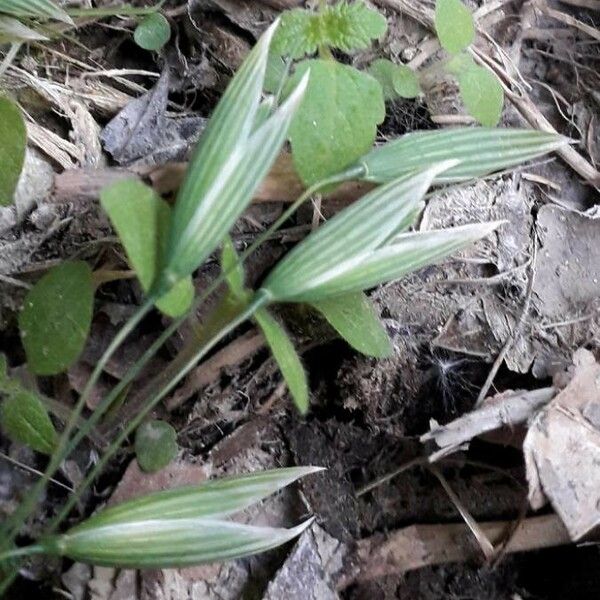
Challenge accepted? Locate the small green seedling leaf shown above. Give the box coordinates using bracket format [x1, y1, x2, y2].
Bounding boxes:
[19, 261, 94, 375]
[134, 13, 171, 51]
[40, 467, 321, 568]
[100, 179, 194, 318]
[393, 64, 421, 99]
[435, 0, 475, 54]
[312, 292, 392, 358]
[0, 96, 26, 206]
[254, 309, 309, 413]
[273, 1, 387, 58]
[368, 59, 420, 100]
[135, 420, 178, 473]
[456, 61, 504, 126]
[0, 356, 57, 454]
[286, 59, 384, 185]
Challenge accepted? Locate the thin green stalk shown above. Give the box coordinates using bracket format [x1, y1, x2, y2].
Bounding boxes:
[0, 544, 45, 563]
[33, 170, 360, 486]
[48, 292, 270, 530]
[0, 167, 363, 594]
[1, 296, 157, 542]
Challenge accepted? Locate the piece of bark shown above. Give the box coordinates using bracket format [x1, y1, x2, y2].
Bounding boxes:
[346, 514, 570, 584]
[52, 153, 373, 206]
[524, 348, 600, 540]
[421, 387, 556, 456]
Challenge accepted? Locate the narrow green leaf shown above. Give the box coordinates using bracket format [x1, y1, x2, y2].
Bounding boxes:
[66, 467, 322, 530]
[0, 15, 48, 42]
[134, 13, 171, 51]
[43, 517, 314, 569]
[286, 59, 385, 185]
[19, 261, 94, 375]
[100, 179, 194, 317]
[312, 292, 392, 358]
[221, 236, 246, 301]
[0, 96, 26, 206]
[434, 0, 475, 54]
[358, 128, 568, 184]
[368, 59, 420, 100]
[311, 221, 503, 297]
[160, 24, 308, 290]
[0, 356, 57, 454]
[261, 164, 448, 303]
[0, 0, 74, 24]
[254, 308, 309, 413]
[457, 61, 504, 126]
[135, 420, 178, 473]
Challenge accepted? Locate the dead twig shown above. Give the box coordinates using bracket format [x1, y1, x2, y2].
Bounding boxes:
[344, 514, 570, 585]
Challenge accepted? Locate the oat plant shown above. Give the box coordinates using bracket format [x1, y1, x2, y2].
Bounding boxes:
[0, 19, 566, 588]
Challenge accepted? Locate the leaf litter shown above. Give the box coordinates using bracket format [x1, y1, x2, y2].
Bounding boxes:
[0, 0, 599, 597]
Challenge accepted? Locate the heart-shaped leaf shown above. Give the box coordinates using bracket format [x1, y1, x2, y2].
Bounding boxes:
[286, 59, 385, 185]
[435, 0, 475, 54]
[19, 261, 94, 375]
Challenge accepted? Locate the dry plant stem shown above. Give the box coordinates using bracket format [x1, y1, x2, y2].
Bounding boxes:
[347, 514, 570, 584]
[357, 457, 427, 497]
[429, 466, 495, 559]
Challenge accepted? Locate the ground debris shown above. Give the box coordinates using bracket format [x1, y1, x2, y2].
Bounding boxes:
[421, 387, 556, 458]
[345, 513, 570, 585]
[101, 69, 206, 167]
[524, 348, 600, 540]
[262, 524, 348, 600]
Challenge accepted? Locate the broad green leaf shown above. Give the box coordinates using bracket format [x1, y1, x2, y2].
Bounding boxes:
[135, 420, 178, 473]
[309, 222, 502, 298]
[160, 23, 308, 291]
[42, 517, 314, 569]
[393, 64, 421, 98]
[358, 128, 567, 184]
[457, 61, 504, 126]
[286, 59, 384, 185]
[264, 52, 288, 94]
[0, 15, 48, 42]
[221, 236, 246, 301]
[0, 0, 74, 24]
[254, 308, 309, 413]
[272, 1, 387, 58]
[312, 292, 392, 358]
[368, 59, 420, 100]
[434, 0, 475, 54]
[71, 467, 322, 530]
[261, 164, 449, 303]
[19, 261, 94, 375]
[134, 13, 171, 51]
[0, 356, 57, 454]
[0, 96, 26, 206]
[100, 179, 194, 318]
